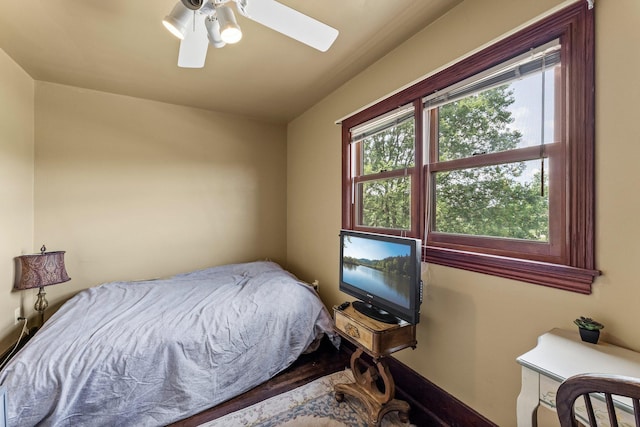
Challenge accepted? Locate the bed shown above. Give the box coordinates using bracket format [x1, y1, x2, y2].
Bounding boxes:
[0, 261, 338, 426]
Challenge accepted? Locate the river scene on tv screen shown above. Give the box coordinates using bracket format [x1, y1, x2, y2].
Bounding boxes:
[342, 235, 411, 309]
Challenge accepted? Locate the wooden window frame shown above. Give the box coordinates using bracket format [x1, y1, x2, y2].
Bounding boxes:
[346, 101, 423, 237]
[342, 2, 599, 293]
[426, 95, 565, 261]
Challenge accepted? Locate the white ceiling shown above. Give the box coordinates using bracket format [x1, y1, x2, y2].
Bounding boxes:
[0, 0, 461, 123]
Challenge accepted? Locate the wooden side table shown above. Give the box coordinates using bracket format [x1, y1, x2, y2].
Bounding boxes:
[333, 305, 417, 427]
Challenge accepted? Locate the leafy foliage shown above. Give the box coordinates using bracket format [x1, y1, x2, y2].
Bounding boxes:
[360, 118, 414, 230]
[574, 316, 604, 330]
[435, 86, 549, 240]
[342, 255, 411, 277]
[357, 84, 549, 241]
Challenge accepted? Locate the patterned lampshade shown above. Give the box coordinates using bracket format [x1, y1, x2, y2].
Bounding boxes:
[15, 251, 70, 290]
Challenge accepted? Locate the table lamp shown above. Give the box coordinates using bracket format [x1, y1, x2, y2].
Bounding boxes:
[15, 245, 70, 326]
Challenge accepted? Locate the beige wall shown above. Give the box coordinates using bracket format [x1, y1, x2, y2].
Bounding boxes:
[287, 0, 640, 425]
[0, 50, 34, 351]
[33, 82, 288, 306]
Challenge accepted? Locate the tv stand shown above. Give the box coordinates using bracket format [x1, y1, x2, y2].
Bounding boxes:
[351, 301, 398, 324]
[333, 304, 417, 426]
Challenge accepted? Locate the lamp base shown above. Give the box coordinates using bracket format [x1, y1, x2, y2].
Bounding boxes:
[34, 286, 48, 326]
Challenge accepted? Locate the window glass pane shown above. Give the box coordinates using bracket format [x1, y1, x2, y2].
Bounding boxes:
[361, 115, 415, 175]
[436, 65, 558, 162]
[433, 159, 549, 241]
[357, 177, 411, 230]
[508, 67, 558, 146]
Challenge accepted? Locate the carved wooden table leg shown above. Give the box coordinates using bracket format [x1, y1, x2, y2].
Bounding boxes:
[335, 348, 410, 426]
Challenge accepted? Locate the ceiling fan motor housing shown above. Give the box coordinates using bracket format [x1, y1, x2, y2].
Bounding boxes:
[180, 0, 205, 11]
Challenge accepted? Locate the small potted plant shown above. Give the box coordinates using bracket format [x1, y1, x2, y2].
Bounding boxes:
[574, 316, 604, 344]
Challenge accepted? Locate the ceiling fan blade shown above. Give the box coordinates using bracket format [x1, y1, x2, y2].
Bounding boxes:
[178, 14, 209, 68]
[241, 0, 339, 52]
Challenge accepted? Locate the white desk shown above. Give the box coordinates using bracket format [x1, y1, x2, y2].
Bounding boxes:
[516, 328, 640, 427]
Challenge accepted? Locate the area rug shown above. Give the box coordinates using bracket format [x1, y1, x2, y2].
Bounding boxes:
[200, 369, 414, 427]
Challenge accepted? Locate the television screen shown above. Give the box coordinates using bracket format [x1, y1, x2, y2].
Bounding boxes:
[339, 230, 422, 324]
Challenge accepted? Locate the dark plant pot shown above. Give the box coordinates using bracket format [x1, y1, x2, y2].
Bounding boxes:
[579, 328, 600, 344]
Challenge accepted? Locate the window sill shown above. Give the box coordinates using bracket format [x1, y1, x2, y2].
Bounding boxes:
[424, 247, 600, 294]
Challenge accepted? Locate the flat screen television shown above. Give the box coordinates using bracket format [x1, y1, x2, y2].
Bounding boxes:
[339, 230, 422, 325]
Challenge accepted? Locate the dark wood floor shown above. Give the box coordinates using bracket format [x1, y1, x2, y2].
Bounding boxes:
[168, 337, 350, 426]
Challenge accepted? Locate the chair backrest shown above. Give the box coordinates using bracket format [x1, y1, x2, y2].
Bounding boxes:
[556, 373, 640, 427]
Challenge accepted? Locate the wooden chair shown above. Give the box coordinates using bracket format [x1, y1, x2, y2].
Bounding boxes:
[556, 373, 640, 427]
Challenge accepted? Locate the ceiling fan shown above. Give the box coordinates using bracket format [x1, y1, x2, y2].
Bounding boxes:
[162, 0, 339, 68]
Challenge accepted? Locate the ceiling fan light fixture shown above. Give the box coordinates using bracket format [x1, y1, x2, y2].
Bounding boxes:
[205, 16, 226, 48]
[162, 2, 192, 40]
[216, 5, 242, 44]
[168, 0, 339, 68]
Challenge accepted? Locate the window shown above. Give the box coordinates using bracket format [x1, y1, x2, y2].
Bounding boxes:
[348, 105, 420, 235]
[426, 39, 562, 262]
[341, 2, 599, 293]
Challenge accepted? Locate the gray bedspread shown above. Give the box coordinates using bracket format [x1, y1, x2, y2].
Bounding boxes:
[0, 261, 338, 426]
